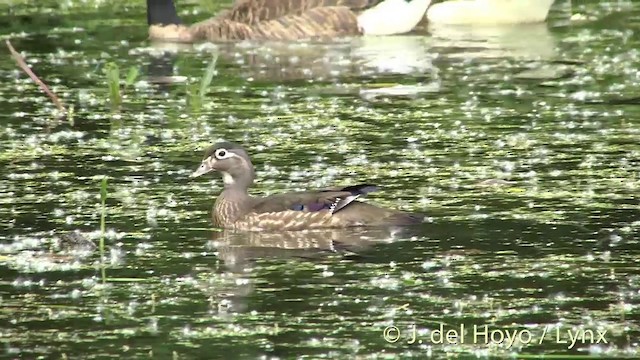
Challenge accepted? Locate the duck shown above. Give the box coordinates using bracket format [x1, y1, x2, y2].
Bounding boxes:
[189, 142, 423, 231]
[147, 0, 433, 42]
[426, 0, 556, 25]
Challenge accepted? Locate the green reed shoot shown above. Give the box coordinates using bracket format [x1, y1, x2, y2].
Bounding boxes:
[124, 66, 139, 92]
[100, 177, 108, 283]
[200, 55, 218, 97]
[187, 54, 218, 111]
[103, 62, 139, 107]
[104, 62, 121, 106]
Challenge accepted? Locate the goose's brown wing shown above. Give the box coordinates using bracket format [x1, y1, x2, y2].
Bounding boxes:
[190, 6, 361, 41]
[220, 0, 382, 24]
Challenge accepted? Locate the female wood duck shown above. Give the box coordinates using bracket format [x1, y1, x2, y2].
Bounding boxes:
[190, 142, 422, 231]
[147, 0, 433, 42]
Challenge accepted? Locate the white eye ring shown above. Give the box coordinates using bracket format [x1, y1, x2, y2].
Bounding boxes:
[214, 148, 233, 160]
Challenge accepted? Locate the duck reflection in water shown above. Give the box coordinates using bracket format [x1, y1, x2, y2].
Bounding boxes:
[195, 226, 420, 314]
[208, 226, 416, 271]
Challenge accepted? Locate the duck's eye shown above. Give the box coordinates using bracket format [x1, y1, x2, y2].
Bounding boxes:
[215, 148, 230, 159]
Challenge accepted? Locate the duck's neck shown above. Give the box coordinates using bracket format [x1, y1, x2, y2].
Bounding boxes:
[220, 183, 251, 200]
[221, 170, 254, 191]
[213, 182, 253, 227]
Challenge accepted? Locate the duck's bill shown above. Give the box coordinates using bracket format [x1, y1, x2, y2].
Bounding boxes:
[190, 161, 214, 178]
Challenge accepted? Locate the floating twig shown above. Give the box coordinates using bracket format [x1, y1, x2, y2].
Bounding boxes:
[5, 39, 66, 114]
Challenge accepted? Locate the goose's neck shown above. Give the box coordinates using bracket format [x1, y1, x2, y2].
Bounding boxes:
[147, 0, 182, 26]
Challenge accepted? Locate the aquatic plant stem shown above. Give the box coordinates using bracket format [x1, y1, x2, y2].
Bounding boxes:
[104, 62, 121, 107]
[100, 177, 108, 283]
[199, 54, 218, 98]
[188, 54, 218, 111]
[5, 40, 66, 114]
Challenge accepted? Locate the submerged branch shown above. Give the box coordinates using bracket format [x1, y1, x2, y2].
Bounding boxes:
[6, 39, 66, 114]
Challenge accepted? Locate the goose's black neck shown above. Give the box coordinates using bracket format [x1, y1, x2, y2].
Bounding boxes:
[147, 0, 182, 26]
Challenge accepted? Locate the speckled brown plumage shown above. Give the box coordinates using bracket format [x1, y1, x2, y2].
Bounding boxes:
[191, 142, 423, 232]
[147, 0, 381, 42]
[189, 6, 360, 41]
[219, 0, 378, 24]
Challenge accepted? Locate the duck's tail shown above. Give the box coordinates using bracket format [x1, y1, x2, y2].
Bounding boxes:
[357, 0, 432, 36]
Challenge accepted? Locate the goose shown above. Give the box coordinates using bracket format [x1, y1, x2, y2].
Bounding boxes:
[147, 0, 433, 42]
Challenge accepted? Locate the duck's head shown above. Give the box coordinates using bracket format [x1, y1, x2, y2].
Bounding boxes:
[190, 142, 255, 188]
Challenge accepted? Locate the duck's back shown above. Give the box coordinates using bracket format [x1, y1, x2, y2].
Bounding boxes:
[231, 200, 421, 231]
[212, 186, 422, 231]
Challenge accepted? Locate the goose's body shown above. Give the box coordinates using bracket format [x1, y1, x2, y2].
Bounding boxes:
[148, 0, 433, 42]
[426, 0, 556, 25]
[190, 142, 422, 231]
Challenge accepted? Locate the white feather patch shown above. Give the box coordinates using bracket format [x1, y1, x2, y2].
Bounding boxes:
[358, 0, 432, 36]
[221, 172, 235, 185]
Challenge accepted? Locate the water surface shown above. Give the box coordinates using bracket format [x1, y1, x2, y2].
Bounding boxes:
[0, 0, 639, 358]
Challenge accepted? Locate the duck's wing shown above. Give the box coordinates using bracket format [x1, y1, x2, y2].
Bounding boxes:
[219, 0, 382, 24]
[236, 184, 420, 231]
[251, 184, 379, 215]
